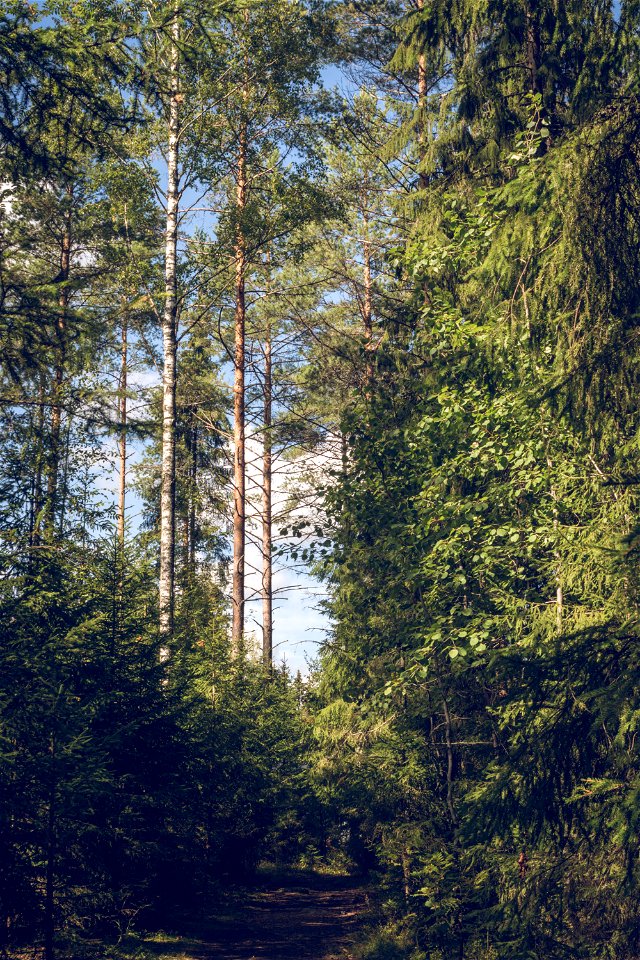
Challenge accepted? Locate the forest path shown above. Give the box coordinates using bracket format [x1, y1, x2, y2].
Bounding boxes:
[142, 873, 370, 960]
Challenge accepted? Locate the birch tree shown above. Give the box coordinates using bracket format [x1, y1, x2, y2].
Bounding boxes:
[157, 6, 181, 645]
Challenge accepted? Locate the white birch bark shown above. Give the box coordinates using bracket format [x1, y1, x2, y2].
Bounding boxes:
[159, 10, 180, 648]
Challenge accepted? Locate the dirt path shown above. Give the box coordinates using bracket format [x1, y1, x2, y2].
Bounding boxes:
[143, 874, 369, 960]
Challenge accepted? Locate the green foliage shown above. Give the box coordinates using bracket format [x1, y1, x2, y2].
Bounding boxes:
[311, 2, 640, 958]
[0, 3, 331, 956]
[0, 0, 143, 174]
[357, 925, 417, 960]
[4, 0, 640, 959]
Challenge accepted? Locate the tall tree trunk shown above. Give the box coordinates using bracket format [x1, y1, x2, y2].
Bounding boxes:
[363, 241, 373, 344]
[45, 205, 71, 539]
[189, 422, 197, 570]
[182, 420, 191, 569]
[29, 374, 46, 557]
[362, 205, 374, 385]
[232, 119, 248, 655]
[525, 0, 541, 97]
[262, 315, 273, 670]
[57, 415, 73, 536]
[183, 512, 190, 571]
[417, 0, 429, 189]
[117, 314, 127, 554]
[159, 11, 180, 647]
[442, 694, 457, 826]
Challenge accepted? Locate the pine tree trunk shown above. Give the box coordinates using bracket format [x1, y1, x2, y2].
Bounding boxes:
[362, 206, 373, 385]
[525, 1, 541, 97]
[159, 12, 180, 647]
[363, 242, 373, 344]
[57, 416, 72, 536]
[45, 206, 71, 539]
[262, 317, 273, 671]
[232, 120, 247, 655]
[417, 0, 429, 189]
[117, 314, 127, 554]
[189, 422, 197, 570]
[29, 375, 46, 556]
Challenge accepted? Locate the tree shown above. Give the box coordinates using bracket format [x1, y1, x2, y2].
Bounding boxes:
[193, 0, 331, 652]
[158, 3, 181, 644]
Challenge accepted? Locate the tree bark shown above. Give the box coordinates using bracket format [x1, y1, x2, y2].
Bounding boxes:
[29, 374, 46, 556]
[45, 203, 71, 539]
[159, 11, 180, 648]
[416, 0, 429, 189]
[525, 0, 541, 97]
[362, 204, 374, 385]
[442, 694, 457, 826]
[189, 421, 197, 571]
[262, 314, 273, 670]
[117, 314, 127, 554]
[57, 416, 72, 537]
[363, 242, 373, 344]
[232, 119, 248, 655]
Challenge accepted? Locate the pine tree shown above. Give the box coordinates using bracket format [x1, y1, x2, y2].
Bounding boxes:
[193, 0, 331, 653]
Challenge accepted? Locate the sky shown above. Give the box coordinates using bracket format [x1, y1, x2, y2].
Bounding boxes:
[241, 432, 339, 676]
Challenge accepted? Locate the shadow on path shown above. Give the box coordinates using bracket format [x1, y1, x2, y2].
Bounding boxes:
[143, 873, 369, 960]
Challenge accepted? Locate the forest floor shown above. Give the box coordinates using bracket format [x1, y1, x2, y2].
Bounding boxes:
[115, 871, 371, 960]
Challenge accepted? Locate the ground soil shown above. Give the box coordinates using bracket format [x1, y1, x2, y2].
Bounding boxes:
[141, 873, 370, 960]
